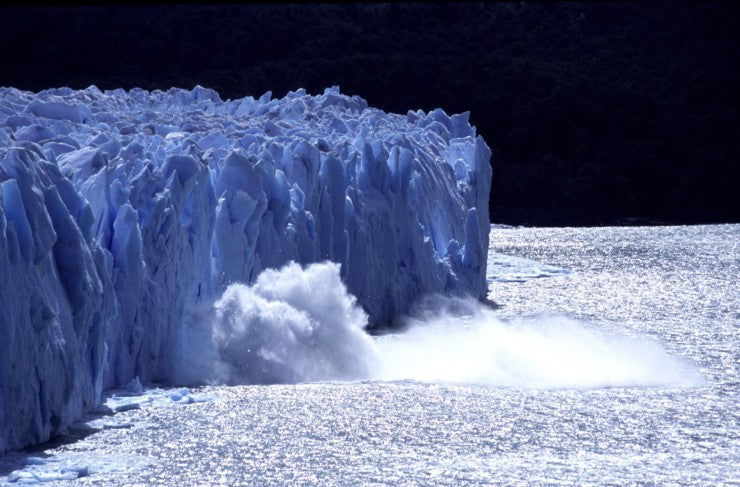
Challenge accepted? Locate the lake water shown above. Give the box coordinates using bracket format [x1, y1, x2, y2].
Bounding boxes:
[2, 224, 738, 485]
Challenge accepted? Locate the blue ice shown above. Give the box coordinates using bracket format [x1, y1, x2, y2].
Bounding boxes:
[0, 85, 491, 454]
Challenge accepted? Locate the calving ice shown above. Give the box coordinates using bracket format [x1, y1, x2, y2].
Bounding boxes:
[0, 85, 492, 454]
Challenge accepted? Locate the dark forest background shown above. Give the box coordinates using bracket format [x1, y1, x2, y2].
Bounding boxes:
[1, 2, 738, 225]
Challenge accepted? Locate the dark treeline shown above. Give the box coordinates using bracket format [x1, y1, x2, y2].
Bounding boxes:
[1, 2, 738, 225]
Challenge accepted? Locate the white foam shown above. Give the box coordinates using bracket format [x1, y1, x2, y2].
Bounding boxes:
[373, 297, 704, 389]
[184, 261, 378, 385]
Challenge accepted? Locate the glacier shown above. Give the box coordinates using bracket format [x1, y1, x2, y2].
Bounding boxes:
[0, 85, 491, 454]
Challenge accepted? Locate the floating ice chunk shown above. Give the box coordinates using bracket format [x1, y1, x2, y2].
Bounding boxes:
[124, 377, 143, 394]
[3, 452, 150, 484]
[487, 252, 571, 283]
[7, 465, 88, 483]
[113, 402, 141, 413]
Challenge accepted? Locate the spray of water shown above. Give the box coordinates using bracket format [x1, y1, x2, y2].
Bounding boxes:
[374, 296, 704, 389]
[183, 261, 377, 385]
[184, 261, 703, 389]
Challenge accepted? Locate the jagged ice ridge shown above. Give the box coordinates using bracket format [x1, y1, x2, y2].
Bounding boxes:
[0, 85, 491, 454]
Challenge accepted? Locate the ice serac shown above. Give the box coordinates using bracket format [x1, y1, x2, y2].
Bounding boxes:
[0, 85, 492, 454]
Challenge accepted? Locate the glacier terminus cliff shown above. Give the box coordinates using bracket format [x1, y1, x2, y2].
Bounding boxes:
[0, 86, 491, 454]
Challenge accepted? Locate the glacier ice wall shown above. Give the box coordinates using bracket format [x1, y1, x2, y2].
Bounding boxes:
[0, 85, 491, 454]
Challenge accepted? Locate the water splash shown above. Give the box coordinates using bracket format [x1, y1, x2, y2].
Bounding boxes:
[186, 262, 702, 390]
[185, 261, 377, 385]
[374, 296, 704, 389]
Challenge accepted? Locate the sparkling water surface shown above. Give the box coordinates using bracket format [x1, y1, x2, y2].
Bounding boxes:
[2, 225, 738, 485]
